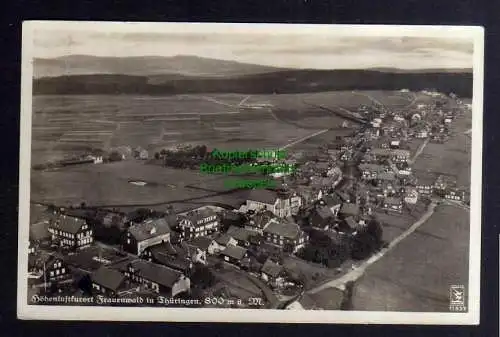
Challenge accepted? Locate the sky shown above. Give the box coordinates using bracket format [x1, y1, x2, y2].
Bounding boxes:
[32, 27, 474, 70]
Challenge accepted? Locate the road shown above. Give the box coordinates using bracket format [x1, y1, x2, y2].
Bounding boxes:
[307, 201, 438, 295]
[408, 137, 430, 165]
[279, 129, 330, 150]
[351, 90, 386, 109]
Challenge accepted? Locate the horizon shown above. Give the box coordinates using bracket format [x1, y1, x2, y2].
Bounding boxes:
[34, 54, 473, 73]
[33, 30, 474, 70]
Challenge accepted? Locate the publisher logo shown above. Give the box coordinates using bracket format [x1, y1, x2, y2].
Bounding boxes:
[449, 285, 467, 312]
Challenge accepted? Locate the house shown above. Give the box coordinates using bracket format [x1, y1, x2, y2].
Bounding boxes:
[340, 150, 353, 161]
[226, 226, 260, 247]
[261, 258, 285, 287]
[383, 197, 403, 213]
[177, 207, 220, 240]
[183, 236, 218, 264]
[245, 210, 275, 233]
[338, 203, 360, 219]
[122, 218, 171, 255]
[28, 252, 67, 282]
[220, 245, 249, 266]
[415, 174, 435, 196]
[332, 216, 356, 234]
[444, 188, 467, 202]
[91, 267, 128, 296]
[390, 140, 401, 149]
[48, 215, 94, 249]
[404, 188, 419, 204]
[246, 189, 302, 218]
[29, 210, 52, 254]
[220, 210, 245, 230]
[141, 243, 193, 274]
[309, 206, 336, 230]
[124, 259, 190, 297]
[391, 149, 411, 163]
[370, 148, 392, 161]
[213, 233, 238, 253]
[434, 175, 456, 193]
[359, 164, 387, 180]
[321, 193, 343, 214]
[262, 219, 308, 253]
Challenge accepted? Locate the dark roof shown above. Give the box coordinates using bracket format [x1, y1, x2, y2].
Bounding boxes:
[221, 245, 247, 260]
[91, 267, 126, 292]
[149, 242, 180, 256]
[313, 206, 335, 220]
[179, 207, 218, 226]
[185, 236, 214, 251]
[50, 215, 86, 234]
[339, 203, 360, 216]
[263, 220, 302, 240]
[128, 218, 171, 242]
[147, 245, 191, 272]
[29, 251, 59, 269]
[215, 233, 234, 246]
[129, 260, 183, 289]
[322, 193, 342, 207]
[222, 210, 242, 221]
[261, 259, 284, 278]
[247, 189, 279, 204]
[226, 226, 254, 242]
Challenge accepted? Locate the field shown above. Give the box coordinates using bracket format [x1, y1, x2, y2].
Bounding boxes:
[30, 90, 424, 207]
[373, 200, 429, 243]
[412, 102, 472, 187]
[350, 205, 470, 311]
[30, 90, 427, 164]
[31, 161, 230, 207]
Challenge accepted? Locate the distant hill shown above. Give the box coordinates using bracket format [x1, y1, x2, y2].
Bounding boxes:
[33, 68, 473, 97]
[33, 55, 282, 78]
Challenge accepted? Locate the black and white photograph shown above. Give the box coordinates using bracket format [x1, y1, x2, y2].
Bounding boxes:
[17, 21, 483, 324]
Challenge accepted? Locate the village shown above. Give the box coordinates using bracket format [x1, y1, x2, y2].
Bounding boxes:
[27, 90, 472, 310]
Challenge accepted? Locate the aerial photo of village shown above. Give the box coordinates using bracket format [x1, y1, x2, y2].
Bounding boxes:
[24, 24, 476, 313]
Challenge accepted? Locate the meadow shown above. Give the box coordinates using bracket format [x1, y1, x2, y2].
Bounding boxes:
[350, 204, 470, 312]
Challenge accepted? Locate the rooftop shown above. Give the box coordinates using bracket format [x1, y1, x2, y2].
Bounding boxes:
[221, 245, 247, 260]
[49, 215, 86, 235]
[128, 218, 171, 242]
[185, 236, 214, 251]
[261, 259, 284, 278]
[339, 203, 360, 216]
[129, 260, 183, 289]
[91, 267, 127, 292]
[263, 220, 303, 240]
[247, 189, 279, 205]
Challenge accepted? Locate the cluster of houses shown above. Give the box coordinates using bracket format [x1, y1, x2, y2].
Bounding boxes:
[28, 188, 315, 300]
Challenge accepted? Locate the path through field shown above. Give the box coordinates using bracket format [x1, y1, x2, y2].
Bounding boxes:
[306, 201, 437, 295]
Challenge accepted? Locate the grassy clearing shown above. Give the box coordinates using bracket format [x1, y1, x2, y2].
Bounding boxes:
[351, 205, 470, 311]
[412, 109, 472, 187]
